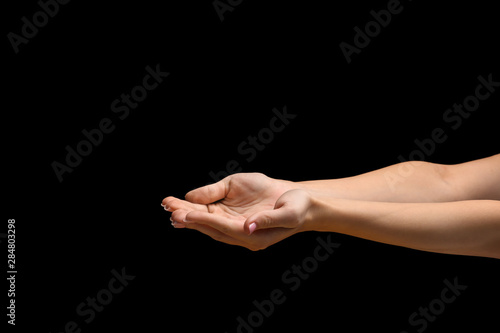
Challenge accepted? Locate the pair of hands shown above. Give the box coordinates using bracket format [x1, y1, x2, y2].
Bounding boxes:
[161, 173, 316, 251]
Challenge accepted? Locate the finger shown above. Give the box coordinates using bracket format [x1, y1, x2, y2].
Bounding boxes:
[170, 209, 189, 228]
[244, 205, 298, 234]
[183, 210, 243, 237]
[184, 223, 244, 247]
[162, 196, 207, 212]
[185, 177, 231, 204]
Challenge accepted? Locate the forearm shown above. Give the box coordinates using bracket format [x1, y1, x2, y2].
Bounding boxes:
[297, 161, 457, 202]
[305, 197, 500, 259]
[297, 154, 500, 203]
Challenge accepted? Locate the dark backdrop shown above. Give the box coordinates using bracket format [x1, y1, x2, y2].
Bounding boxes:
[4, 0, 499, 332]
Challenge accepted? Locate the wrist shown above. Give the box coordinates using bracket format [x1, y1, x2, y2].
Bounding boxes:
[296, 180, 341, 199]
[300, 194, 337, 233]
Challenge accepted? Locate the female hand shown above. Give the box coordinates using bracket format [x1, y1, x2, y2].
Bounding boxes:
[162, 173, 314, 251]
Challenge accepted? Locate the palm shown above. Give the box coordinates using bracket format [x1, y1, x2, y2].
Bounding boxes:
[206, 174, 292, 220]
[167, 173, 296, 221]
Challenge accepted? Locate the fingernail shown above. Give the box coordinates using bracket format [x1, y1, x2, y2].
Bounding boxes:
[161, 203, 166, 207]
[248, 222, 257, 235]
[171, 221, 186, 228]
[164, 206, 172, 212]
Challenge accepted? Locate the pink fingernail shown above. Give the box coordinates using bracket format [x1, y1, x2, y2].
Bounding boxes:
[164, 206, 172, 212]
[248, 222, 257, 235]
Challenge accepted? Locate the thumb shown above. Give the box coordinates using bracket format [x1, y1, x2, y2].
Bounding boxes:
[185, 177, 230, 204]
[244, 204, 298, 235]
[244, 189, 312, 235]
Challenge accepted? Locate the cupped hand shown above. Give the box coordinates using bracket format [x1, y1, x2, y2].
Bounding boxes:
[161, 173, 313, 251]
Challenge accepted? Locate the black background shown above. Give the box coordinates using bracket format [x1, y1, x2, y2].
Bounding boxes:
[4, 0, 499, 332]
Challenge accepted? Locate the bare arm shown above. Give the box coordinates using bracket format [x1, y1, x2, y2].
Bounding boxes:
[298, 154, 500, 202]
[305, 197, 500, 259]
[163, 154, 500, 257]
[297, 154, 500, 258]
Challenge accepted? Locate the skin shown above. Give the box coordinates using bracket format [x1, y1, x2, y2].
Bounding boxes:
[161, 154, 500, 259]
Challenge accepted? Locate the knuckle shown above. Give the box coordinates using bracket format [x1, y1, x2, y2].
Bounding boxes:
[261, 215, 272, 228]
